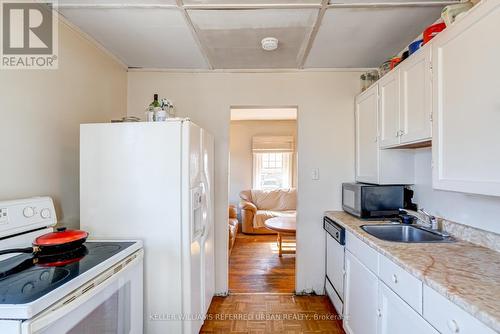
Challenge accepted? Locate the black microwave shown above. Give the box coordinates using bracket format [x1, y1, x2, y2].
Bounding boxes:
[342, 183, 404, 218]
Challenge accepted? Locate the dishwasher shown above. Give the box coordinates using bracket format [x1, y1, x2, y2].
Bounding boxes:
[324, 216, 345, 317]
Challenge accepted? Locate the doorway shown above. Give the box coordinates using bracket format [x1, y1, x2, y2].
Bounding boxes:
[227, 107, 298, 293]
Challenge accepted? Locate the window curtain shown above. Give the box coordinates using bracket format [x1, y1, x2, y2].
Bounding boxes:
[252, 136, 294, 153]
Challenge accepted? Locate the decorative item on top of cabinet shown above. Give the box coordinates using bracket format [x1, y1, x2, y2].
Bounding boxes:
[431, 0, 500, 197]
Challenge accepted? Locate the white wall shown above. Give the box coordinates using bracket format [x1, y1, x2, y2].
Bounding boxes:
[127, 71, 360, 294]
[229, 120, 297, 206]
[413, 148, 500, 234]
[0, 20, 127, 229]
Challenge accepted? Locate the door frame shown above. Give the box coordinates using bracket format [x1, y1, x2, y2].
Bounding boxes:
[224, 105, 299, 294]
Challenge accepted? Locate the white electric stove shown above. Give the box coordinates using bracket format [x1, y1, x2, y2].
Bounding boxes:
[0, 197, 143, 334]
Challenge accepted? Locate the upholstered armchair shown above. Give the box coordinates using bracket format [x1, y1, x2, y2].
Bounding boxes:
[228, 205, 238, 254]
[239, 189, 296, 234]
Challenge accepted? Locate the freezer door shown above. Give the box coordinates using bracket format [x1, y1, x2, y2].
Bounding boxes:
[181, 122, 215, 333]
[182, 121, 204, 334]
[200, 129, 215, 314]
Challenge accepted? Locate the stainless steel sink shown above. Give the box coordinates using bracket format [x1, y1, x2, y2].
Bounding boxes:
[361, 224, 454, 243]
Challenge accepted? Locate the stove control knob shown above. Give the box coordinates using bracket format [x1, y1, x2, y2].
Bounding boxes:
[40, 208, 51, 219]
[23, 207, 35, 218]
[22, 282, 35, 294]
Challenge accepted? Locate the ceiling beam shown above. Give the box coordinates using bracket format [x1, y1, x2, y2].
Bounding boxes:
[57, 1, 458, 10]
[57, 4, 179, 9]
[176, 0, 214, 70]
[183, 3, 321, 10]
[297, 0, 328, 69]
[328, 1, 458, 8]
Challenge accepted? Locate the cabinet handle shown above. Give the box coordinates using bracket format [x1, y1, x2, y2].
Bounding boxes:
[377, 309, 382, 318]
[395, 131, 400, 137]
[447, 320, 459, 333]
[392, 274, 398, 284]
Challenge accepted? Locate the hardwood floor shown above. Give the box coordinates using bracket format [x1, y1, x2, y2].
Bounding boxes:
[200, 294, 345, 333]
[201, 233, 345, 333]
[229, 233, 295, 293]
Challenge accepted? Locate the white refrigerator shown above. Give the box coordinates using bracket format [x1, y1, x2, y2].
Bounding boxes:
[80, 119, 215, 334]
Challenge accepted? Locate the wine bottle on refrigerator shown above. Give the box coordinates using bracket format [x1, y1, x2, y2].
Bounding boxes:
[149, 94, 160, 108]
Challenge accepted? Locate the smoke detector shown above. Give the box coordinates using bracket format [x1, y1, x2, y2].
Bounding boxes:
[261, 37, 278, 51]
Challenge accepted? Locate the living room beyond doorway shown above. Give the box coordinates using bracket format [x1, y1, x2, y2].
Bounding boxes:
[228, 107, 298, 293]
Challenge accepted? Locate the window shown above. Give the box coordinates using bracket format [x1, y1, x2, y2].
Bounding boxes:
[252, 136, 294, 190]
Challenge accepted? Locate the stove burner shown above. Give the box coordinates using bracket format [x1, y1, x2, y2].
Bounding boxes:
[0, 268, 71, 303]
[0, 241, 133, 305]
[88, 244, 122, 254]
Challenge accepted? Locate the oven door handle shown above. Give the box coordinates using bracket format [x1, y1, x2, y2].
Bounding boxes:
[21, 250, 143, 334]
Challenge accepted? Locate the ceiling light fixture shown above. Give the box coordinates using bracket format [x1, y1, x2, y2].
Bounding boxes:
[261, 37, 278, 51]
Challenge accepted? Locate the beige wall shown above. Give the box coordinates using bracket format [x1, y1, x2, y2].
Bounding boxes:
[229, 120, 297, 206]
[127, 70, 361, 294]
[0, 20, 127, 229]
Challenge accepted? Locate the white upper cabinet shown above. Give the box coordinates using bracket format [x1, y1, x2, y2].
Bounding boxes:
[400, 47, 432, 144]
[379, 71, 401, 148]
[377, 47, 432, 148]
[355, 85, 415, 185]
[355, 86, 379, 184]
[432, 0, 500, 196]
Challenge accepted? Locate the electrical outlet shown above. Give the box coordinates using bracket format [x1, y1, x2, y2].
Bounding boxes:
[0, 208, 8, 224]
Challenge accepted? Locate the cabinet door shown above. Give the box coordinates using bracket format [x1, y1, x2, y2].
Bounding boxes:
[355, 86, 379, 184]
[432, 1, 500, 196]
[378, 282, 438, 334]
[400, 47, 432, 144]
[378, 71, 400, 148]
[344, 251, 378, 334]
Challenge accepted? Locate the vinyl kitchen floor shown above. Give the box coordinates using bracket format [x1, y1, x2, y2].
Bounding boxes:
[200, 294, 345, 333]
[229, 233, 296, 294]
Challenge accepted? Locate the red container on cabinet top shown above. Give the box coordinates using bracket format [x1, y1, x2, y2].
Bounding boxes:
[423, 22, 446, 44]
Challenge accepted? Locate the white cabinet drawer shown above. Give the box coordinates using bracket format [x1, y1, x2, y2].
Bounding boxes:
[423, 285, 496, 334]
[345, 231, 378, 274]
[378, 254, 422, 314]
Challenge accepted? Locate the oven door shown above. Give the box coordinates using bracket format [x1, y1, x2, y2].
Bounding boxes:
[21, 250, 143, 334]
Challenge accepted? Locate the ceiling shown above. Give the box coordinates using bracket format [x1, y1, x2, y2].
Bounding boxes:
[57, 1, 457, 70]
[231, 108, 298, 120]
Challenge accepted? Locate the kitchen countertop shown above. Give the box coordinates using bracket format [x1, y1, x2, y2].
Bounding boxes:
[324, 211, 500, 332]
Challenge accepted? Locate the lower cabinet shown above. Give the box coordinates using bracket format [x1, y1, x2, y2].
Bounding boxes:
[343, 232, 497, 334]
[378, 282, 438, 334]
[344, 234, 437, 334]
[344, 250, 379, 334]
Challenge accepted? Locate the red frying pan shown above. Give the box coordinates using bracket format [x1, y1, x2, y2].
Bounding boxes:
[0, 227, 88, 257]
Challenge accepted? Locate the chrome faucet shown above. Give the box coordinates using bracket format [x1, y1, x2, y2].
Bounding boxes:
[400, 208, 450, 237]
[418, 209, 438, 230]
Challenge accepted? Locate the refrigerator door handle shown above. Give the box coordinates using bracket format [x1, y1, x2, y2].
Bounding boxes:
[199, 180, 210, 240]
